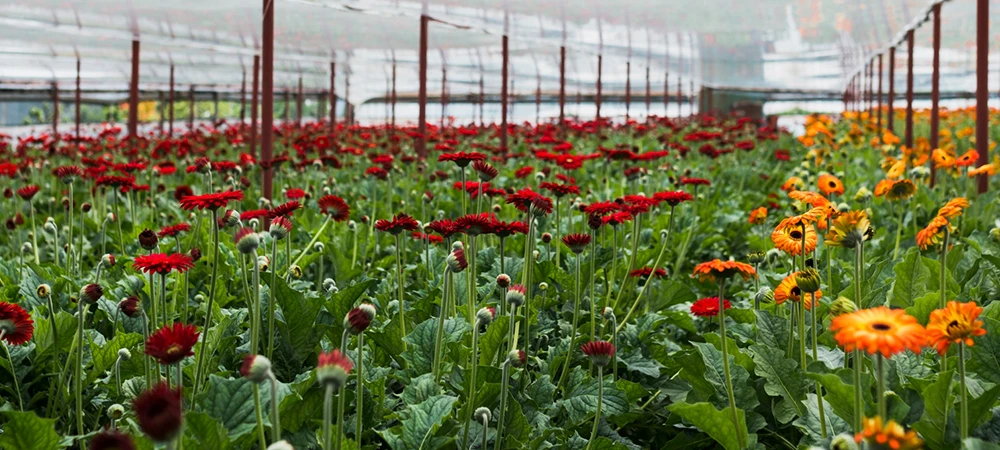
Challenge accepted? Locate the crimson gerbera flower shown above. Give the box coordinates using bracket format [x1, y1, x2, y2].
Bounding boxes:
[412, 232, 445, 244]
[374, 214, 420, 235]
[438, 151, 486, 167]
[157, 223, 191, 239]
[654, 190, 694, 207]
[0, 302, 33, 345]
[344, 303, 376, 335]
[630, 267, 667, 278]
[90, 428, 136, 450]
[178, 190, 244, 210]
[145, 322, 200, 365]
[584, 201, 619, 217]
[562, 233, 592, 253]
[52, 165, 84, 182]
[455, 213, 494, 236]
[681, 177, 711, 186]
[690, 297, 732, 317]
[133, 253, 195, 275]
[539, 182, 581, 198]
[491, 219, 528, 238]
[318, 195, 350, 222]
[472, 160, 498, 181]
[16, 185, 39, 201]
[514, 166, 534, 179]
[426, 219, 460, 238]
[95, 175, 136, 189]
[270, 200, 301, 218]
[505, 188, 542, 213]
[285, 188, 306, 199]
[603, 211, 634, 226]
[581, 340, 615, 367]
[133, 383, 182, 442]
[365, 166, 389, 180]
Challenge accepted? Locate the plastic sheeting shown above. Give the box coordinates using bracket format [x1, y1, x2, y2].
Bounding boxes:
[0, 0, 996, 107]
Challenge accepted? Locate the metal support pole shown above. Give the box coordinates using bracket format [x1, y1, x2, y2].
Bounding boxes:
[596, 54, 602, 139]
[500, 33, 509, 150]
[976, 0, 990, 193]
[168, 65, 175, 137]
[905, 30, 915, 150]
[930, 4, 941, 186]
[240, 69, 247, 124]
[877, 54, 883, 130]
[888, 47, 895, 133]
[189, 86, 195, 131]
[212, 91, 219, 122]
[625, 61, 631, 121]
[284, 90, 291, 122]
[559, 46, 566, 132]
[441, 62, 447, 129]
[391, 61, 397, 129]
[296, 76, 303, 125]
[75, 59, 81, 145]
[645, 65, 651, 117]
[250, 55, 260, 157]
[52, 82, 59, 144]
[158, 91, 164, 134]
[417, 14, 429, 158]
[329, 62, 336, 137]
[128, 39, 140, 150]
[262, 0, 275, 199]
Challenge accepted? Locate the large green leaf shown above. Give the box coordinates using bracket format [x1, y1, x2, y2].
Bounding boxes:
[966, 382, 1000, 437]
[183, 412, 232, 450]
[913, 370, 959, 450]
[905, 292, 943, 326]
[378, 394, 458, 450]
[560, 369, 631, 424]
[793, 393, 851, 446]
[964, 438, 1000, 450]
[269, 276, 328, 366]
[87, 331, 144, 385]
[754, 310, 789, 350]
[749, 344, 805, 423]
[890, 248, 930, 308]
[0, 411, 67, 450]
[200, 375, 262, 440]
[477, 316, 510, 366]
[325, 278, 380, 342]
[692, 342, 758, 412]
[401, 317, 470, 375]
[968, 313, 1000, 385]
[806, 369, 873, 428]
[668, 402, 748, 450]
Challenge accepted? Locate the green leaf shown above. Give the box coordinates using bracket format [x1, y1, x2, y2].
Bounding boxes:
[325, 278, 379, 340]
[269, 276, 328, 366]
[749, 344, 805, 423]
[560, 372, 631, 424]
[913, 369, 959, 450]
[184, 412, 232, 450]
[668, 402, 748, 450]
[401, 317, 470, 375]
[793, 393, 851, 446]
[754, 310, 789, 350]
[806, 369, 873, 428]
[692, 342, 758, 412]
[966, 383, 1000, 436]
[890, 247, 930, 308]
[200, 375, 261, 440]
[477, 316, 510, 366]
[378, 394, 458, 450]
[963, 438, 1000, 450]
[401, 373, 442, 405]
[905, 292, 942, 326]
[968, 315, 1000, 385]
[0, 411, 67, 450]
[87, 332, 144, 385]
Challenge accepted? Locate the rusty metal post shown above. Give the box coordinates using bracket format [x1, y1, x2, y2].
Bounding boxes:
[625, 61, 631, 121]
[75, 59, 81, 144]
[329, 61, 336, 137]
[904, 30, 914, 150]
[391, 60, 397, 129]
[128, 39, 140, 150]
[596, 54, 602, 139]
[976, 0, 989, 192]
[250, 56, 259, 157]
[930, 4, 941, 186]
[417, 14, 429, 157]
[500, 33, 509, 150]
[52, 82, 59, 143]
[888, 47, 895, 133]
[262, 0, 275, 199]
[240, 69, 247, 124]
[877, 54, 883, 130]
[559, 45, 566, 132]
[188, 85, 195, 130]
[441, 60, 447, 129]
[168, 64, 175, 137]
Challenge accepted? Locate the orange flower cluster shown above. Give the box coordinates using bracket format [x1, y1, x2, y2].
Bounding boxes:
[916, 198, 970, 250]
[873, 179, 916, 201]
[691, 259, 756, 283]
[774, 272, 821, 310]
[830, 307, 925, 357]
[925, 301, 987, 355]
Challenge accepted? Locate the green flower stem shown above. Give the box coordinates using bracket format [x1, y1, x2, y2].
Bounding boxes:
[603, 227, 617, 317]
[611, 215, 642, 311]
[460, 167, 468, 216]
[28, 202, 40, 262]
[267, 238, 278, 360]
[810, 290, 827, 438]
[892, 201, 904, 260]
[876, 354, 886, 419]
[67, 183, 74, 271]
[113, 355, 122, 400]
[554, 197, 561, 268]
[557, 252, 584, 392]
[355, 332, 365, 446]
[940, 227, 949, 372]
[289, 215, 332, 270]
[480, 414, 489, 450]
[396, 234, 407, 349]
[268, 372, 281, 442]
[853, 349, 863, 433]
[615, 232, 669, 334]
[113, 190, 126, 258]
[192, 208, 221, 399]
[494, 327, 515, 449]
[585, 366, 604, 450]
[798, 302, 806, 370]
[75, 301, 86, 448]
[606, 314, 618, 381]
[253, 385, 268, 450]
[461, 319, 482, 448]
[0, 331, 22, 412]
[518, 219, 535, 361]
[336, 329, 350, 450]
[498, 238, 507, 316]
[252, 255, 262, 356]
[589, 231, 597, 339]
[718, 279, 745, 450]
[432, 268, 452, 384]
[350, 226, 358, 270]
[323, 383, 334, 450]
[176, 364, 185, 450]
[959, 343, 969, 440]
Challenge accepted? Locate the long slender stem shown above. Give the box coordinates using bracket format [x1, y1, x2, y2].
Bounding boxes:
[461, 320, 481, 447]
[585, 367, 604, 449]
[289, 216, 332, 269]
[253, 386, 268, 450]
[616, 233, 669, 333]
[959, 343, 968, 440]
[892, 201, 904, 260]
[176, 363, 185, 450]
[718, 279, 744, 450]
[810, 291, 827, 438]
[355, 332, 365, 446]
[75, 302, 85, 449]
[192, 209, 221, 399]
[554, 197, 561, 268]
[557, 253, 583, 392]
[432, 268, 451, 384]
[267, 238, 277, 359]
[269, 373, 281, 442]
[395, 234, 407, 349]
[335, 385, 346, 450]
[940, 228, 949, 372]
[67, 183, 74, 271]
[0, 331, 22, 412]
[113, 191, 126, 258]
[876, 354, 886, 419]
[28, 203, 40, 262]
[323, 384, 334, 450]
[853, 245, 863, 433]
[611, 215, 641, 310]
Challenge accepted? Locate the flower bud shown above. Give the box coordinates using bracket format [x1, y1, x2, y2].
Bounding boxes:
[118, 348, 132, 361]
[794, 268, 821, 293]
[106, 212, 116, 223]
[314, 242, 325, 252]
[257, 255, 270, 273]
[323, 278, 337, 293]
[43, 220, 57, 234]
[476, 307, 496, 326]
[496, 274, 510, 289]
[755, 287, 774, 305]
[539, 282, 548, 291]
[107, 404, 125, 420]
[474, 407, 491, 424]
[267, 440, 296, 450]
[36, 284, 51, 298]
[234, 227, 259, 254]
[21, 242, 32, 254]
[240, 354, 273, 383]
[189, 247, 202, 262]
[119, 296, 141, 318]
[80, 283, 103, 303]
[541, 232, 552, 244]
[347, 220, 357, 230]
[830, 433, 859, 450]
[138, 229, 158, 250]
[506, 284, 526, 307]
[344, 303, 376, 335]
[446, 248, 468, 273]
[269, 217, 292, 240]
[289, 265, 302, 278]
[507, 349, 527, 368]
[102, 254, 116, 267]
[829, 297, 857, 318]
[451, 240, 464, 251]
[601, 307, 615, 320]
[81, 202, 92, 213]
[221, 209, 241, 228]
[990, 227, 1000, 244]
[747, 251, 765, 265]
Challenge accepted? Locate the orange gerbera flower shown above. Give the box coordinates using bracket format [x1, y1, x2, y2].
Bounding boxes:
[936, 197, 969, 219]
[886, 160, 906, 179]
[825, 210, 873, 249]
[955, 149, 979, 167]
[854, 416, 924, 450]
[916, 215, 950, 250]
[830, 306, 925, 357]
[925, 301, 987, 356]
[882, 131, 901, 145]
[691, 259, 757, 283]
[773, 273, 821, 310]
[748, 207, 768, 225]
[968, 163, 996, 177]
[771, 219, 818, 256]
[817, 174, 845, 196]
[874, 179, 916, 201]
[781, 176, 805, 192]
[932, 148, 955, 169]
[788, 190, 832, 209]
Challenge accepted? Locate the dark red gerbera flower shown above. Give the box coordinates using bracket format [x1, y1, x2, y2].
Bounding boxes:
[145, 322, 200, 365]
[374, 214, 420, 235]
[603, 211, 634, 226]
[412, 232, 445, 244]
[95, 176, 136, 189]
[174, 185, 193, 201]
[119, 296, 141, 318]
[622, 194, 660, 209]
[239, 209, 269, 223]
[690, 297, 731, 317]
[438, 151, 486, 167]
[539, 182, 581, 198]
[178, 190, 244, 210]
[680, 177, 711, 186]
[133, 383, 182, 442]
[157, 223, 191, 239]
[455, 213, 494, 236]
[472, 160, 498, 181]
[562, 233, 592, 253]
[285, 188, 306, 200]
[344, 303, 377, 335]
[654, 190, 694, 207]
[584, 201, 619, 217]
[133, 253, 195, 275]
[629, 267, 668, 278]
[270, 200, 301, 218]
[491, 219, 528, 238]
[514, 166, 534, 179]
[505, 188, 541, 213]
[318, 195, 350, 222]
[16, 185, 40, 201]
[581, 340, 615, 367]
[365, 166, 389, 180]
[89, 428, 136, 450]
[0, 302, 33, 345]
[52, 165, 84, 182]
[530, 196, 554, 216]
[426, 219, 459, 238]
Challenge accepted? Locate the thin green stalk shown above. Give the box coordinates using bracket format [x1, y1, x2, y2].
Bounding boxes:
[395, 234, 407, 350]
[267, 238, 278, 359]
[289, 216, 332, 270]
[940, 228, 949, 372]
[876, 354, 886, 419]
[585, 366, 604, 450]
[75, 302, 85, 448]
[355, 332, 365, 446]
[718, 279, 745, 450]
[432, 268, 451, 384]
[554, 197, 561, 268]
[616, 232, 669, 333]
[253, 386, 268, 450]
[892, 201, 904, 260]
[67, 183, 74, 272]
[461, 320, 481, 447]
[853, 245, 864, 433]
[959, 343, 968, 440]
[611, 215, 642, 310]
[589, 231, 597, 339]
[557, 252, 584, 392]
[0, 332, 22, 412]
[192, 209, 221, 399]
[269, 373, 281, 442]
[176, 363, 185, 450]
[810, 291, 827, 438]
[323, 384, 334, 450]
[335, 386, 346, 450]
[28, 202, 40, 262]
[113, 191, 126, 258]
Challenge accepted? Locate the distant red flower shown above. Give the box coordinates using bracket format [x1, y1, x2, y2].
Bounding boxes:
[453, 181, 491, 198]
[174, 186, 193, 201]
[491, 219, 528, 238]
[654, 190, 694, 207]
[179, 190, 243, 210]
[95, 176, 136, 189]
[584, 201, 619, 217]
[270, 200, 301, 218]
[581, 340, 615, 367]
[145, 322, 199, 365]
[456, 213, 494, 236]
[240, 209, 269, 222]
[0, 302, 33, 345]
[426, 219, 460, 238]
[505, 188, 543, 213]
[630, 267, 667, 278]
[114, 162, 147, 173]
[318, 195, 350, 222]
[89, 428, 135, 450]
[157, 223, 191, 239]
[16, 185, 40, 200]
[133, 383, 182, 442]
[530, 196, 554, 216]
[514, 166, 534, 179]
[438, 151, 486, 167]
[690, 297, 732, 317]
[285, 188, 306, 199]
[681, 177, 711, 186]
[603, 211, 634, 226]
[473, 160, 498, 181]
[375, 214, 420, 235]
[52, 165, 84, 181]
[562, 233, 592, 253]
[365, 166, 389, 180]
[539, 182, 580, 198]
[133, 253, 195, 275]
[412, 232, 445, 244]
[316, 349, 353, 388]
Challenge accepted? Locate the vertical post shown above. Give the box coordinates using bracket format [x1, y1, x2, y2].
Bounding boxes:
[240, 69, 247, 124]
[296, 76, 303, 125]
[677, 74, 682, 118]
[645, 65, 651, 117]
[344, 66, 351, 125]
[284, 90, 291, 122]
[905, 30, 914, 150]
[867, 62, 873, 118]
[559, 46, 566, 132]
[250, 55, 260, 157]
[262, 0, 275, 199]
[188, 86, 195, 130]
[877, 54, 883, 130]
[888, 47, 895, 133]
[329, 62, 336, 137]
[212, 91, 219, 122]
[534, 71, 541, 125]
[52, 82, 59, 144]
[168, 65, 175, 137]
[391, 61, 397, 129]
[158, 91, 164, 134]
[441, 61, 447, 129]
[664, 73, 669, 117]
[624, 61, 631, 121]
[976, 0, 989, 193]
[128, 39, 140, 150]
[75, 58, 81, 145]
[417, 14, 429, 158]
[500, 33, 509, 150]
[596, 54, 602, 139]
[929, 4, 941, 186]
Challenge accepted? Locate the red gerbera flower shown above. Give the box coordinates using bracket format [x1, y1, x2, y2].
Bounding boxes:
[562, 233, 592, 253]
[157, 223, 191, 239]
[654, 190, 694, 207]
[240, 209, 270, 222]
[145, 322, 200, 365]
[90, 428, 136, 450]
[580, 340, 615, 367]
[584, 201, 620, 217]
[690, 297, 732, 317]
[514, 166, 534, 179]
[455, 213, 494, 236]
[438, 151, 486, 167]
[95, 175, 136, 189]
[174, 186, 193, 201]
[472, 160, 498, 181]
[374, 214, 420, 235]
[133, 383, 183, 442]
[603, 211, 634, 226]
[285, 188, 306, 200]
[491, 219, 528, 238]
[681, 177, 711, 186]
[318, 195, 350, 222]
[365, 166, 389, 180]
[412, 232, 445, 244]
[178, 190, 243, 210]
[539, 182, 581, 198]
[426, 219, 460, 238]
[16, 185, 40, 201]
[270, 200, 301, 218]
[0, 302, 33, 345]
[52, 165, 84, 181]
[529, 196, 554, 216]
[316, 349, 353, 389]
[630, 267, 668, 278]
[133, 253, 195, 275]
[344, 303, 377, 335]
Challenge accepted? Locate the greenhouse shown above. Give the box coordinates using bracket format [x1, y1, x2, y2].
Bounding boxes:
[0, 0, 998, 449]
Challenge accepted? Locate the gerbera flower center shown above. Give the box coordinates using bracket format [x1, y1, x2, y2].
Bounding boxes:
[828, 181, 837, 188]
[871, 322, 891, 331]
[789, 230, 803, 239]
[166, 344, 183, 356]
